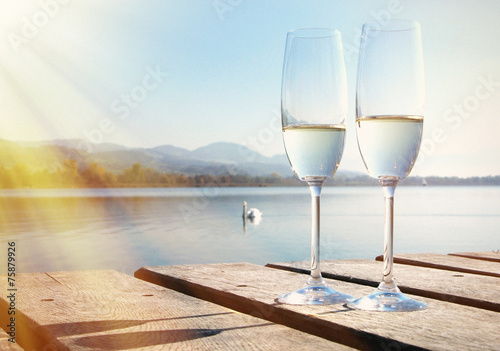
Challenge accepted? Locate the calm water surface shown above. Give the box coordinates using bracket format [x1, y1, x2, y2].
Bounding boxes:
[0, 186, 498, 275]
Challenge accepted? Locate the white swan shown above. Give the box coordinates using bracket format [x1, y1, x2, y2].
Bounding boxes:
[242, 201, 262, 219]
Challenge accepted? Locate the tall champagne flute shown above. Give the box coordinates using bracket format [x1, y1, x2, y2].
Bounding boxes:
[347, 20, 427, 311]
[278, 28, 352, 305]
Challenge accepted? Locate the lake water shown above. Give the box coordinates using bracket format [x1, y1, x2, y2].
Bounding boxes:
[0, 186, 498, 276]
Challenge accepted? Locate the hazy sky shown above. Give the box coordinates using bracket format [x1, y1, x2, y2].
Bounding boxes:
[1, 0, 499, 177]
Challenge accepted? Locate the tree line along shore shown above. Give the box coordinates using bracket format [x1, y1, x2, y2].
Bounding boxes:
[0, 160, 499, 189]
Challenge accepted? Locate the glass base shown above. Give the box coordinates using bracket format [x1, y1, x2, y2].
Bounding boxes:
[278, 277, 353, 305]
[347, 281, 427, 312]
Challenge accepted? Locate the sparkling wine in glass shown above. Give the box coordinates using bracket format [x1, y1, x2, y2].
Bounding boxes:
[278, 28, 352, 305]
[347, 20, 427, 311]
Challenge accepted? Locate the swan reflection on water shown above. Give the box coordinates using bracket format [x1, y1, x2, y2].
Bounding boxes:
[242, 201, 262, 235]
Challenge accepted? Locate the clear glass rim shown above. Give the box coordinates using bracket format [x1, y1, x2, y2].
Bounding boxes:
[286, 28, 340, 39]
[362, 19, 420, 32]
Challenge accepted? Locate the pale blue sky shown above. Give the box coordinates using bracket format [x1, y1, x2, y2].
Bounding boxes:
[1, 0, 500, 177]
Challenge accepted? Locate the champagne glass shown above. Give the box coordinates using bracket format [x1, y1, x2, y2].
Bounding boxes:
[278, 28, 352, 305]
[347, 20, 427, 311]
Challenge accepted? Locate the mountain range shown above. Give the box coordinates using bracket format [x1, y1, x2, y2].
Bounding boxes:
[0, 139, 296, 177]
[2, 138, 498, 185]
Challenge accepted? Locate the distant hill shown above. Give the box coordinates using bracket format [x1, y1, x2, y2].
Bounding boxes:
[1, 138, 499, 186]
[0, 138, 297, 177]
[0, 139, 73, 170]
[151, 144, 191, 158]
[86, 141, 295, 176]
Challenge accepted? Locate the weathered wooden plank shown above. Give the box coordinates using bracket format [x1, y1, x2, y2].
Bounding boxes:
[449, 251, 500, 263]
[0, 270, 353, 350]
[375, 253, 500, 277]
[0, 328, 23, 350]
[267, 259, 500, 312]
[136, 262, 500, 351]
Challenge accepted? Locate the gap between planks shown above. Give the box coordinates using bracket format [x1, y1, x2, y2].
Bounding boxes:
[135, 262, 500, 351]
[266, 258, 500, 312]
[375, 253, 500, 278]
[0, 270, 352, 351]
[448, 251, 500, 263]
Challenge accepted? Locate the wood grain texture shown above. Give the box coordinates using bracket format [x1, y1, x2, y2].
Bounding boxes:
[0, 328, 23, 350]
[136, 262, 500, 351]
[0, 270, 352, 350]
[449, 252, 500, 263]
[375, 253, 500, 277]
[267, 258, 500, 312]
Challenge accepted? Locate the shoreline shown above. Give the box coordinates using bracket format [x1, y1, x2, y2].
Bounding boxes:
[1, 181, 500, 190]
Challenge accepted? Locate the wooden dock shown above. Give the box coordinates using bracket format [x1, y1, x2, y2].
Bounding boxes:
[1, 252, 499, 350]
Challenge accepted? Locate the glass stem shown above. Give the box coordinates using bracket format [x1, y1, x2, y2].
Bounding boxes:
[308, 182, 323, 282]
[381, 180, 398, 288]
